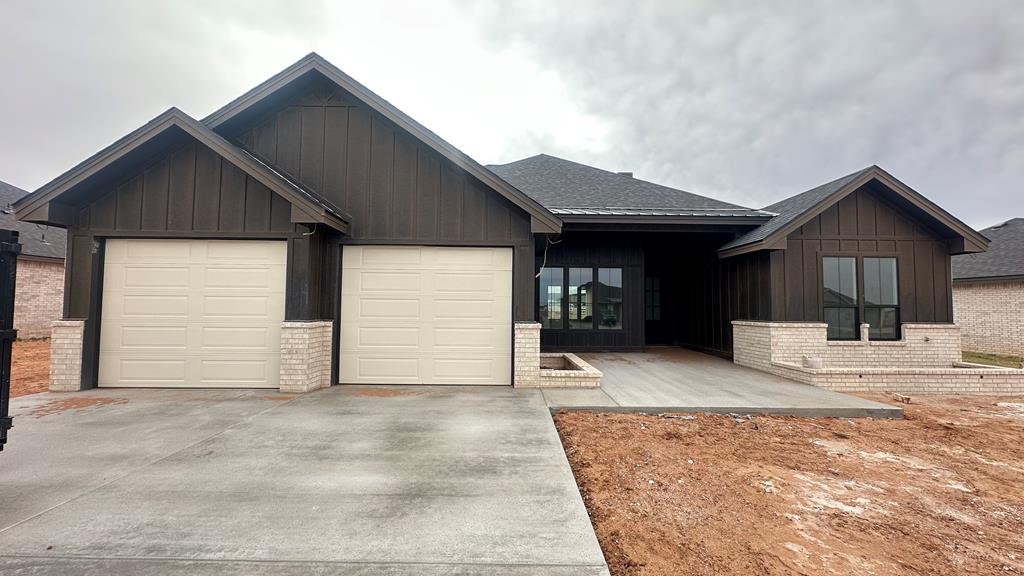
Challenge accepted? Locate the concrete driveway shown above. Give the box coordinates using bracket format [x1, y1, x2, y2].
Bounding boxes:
[0, 387, 608, 575]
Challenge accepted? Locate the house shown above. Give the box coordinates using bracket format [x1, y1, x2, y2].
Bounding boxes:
[0, 180, 66, 339]
[952, 218, 1024, 358]
[16, 53, 1014, 395]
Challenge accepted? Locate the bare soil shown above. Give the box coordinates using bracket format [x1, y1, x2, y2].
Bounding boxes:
[556, 396, 1024, 576]
[11, 339, 51, 397]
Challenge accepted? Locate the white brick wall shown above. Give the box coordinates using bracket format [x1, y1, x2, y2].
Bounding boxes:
[953, 280, 1024, 357]
[49, 319, 84, 392]
[733, 320, 1024, 394]
[15, 259, 65, 340]
[279, 321, 333, 393]
[733, 321, 962, 369]
[513, 322, 541, 388]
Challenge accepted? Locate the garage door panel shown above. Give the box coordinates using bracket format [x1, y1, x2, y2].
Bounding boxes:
[340, 245, 511, 385]
[204, 266, 280, 289]
[120, 239, 193, 261]
[431, 299, 511, 322]
[432, 326, 507, 350]
[104, 326, 189, 349]
[109, 294, 191, 319]
[199, 326, 271, 350]
[99, 239, 285, 388]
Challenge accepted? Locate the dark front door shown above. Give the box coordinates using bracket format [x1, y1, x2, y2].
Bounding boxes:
[644, 275, 671, 345]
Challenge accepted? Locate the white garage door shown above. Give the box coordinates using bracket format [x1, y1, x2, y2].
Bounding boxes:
[99, 239, 287, 388]
[340, 245, 512, 385]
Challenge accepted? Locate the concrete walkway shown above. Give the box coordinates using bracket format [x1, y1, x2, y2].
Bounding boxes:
[0, 387, 608, 575]
[542, 348, 901, 418]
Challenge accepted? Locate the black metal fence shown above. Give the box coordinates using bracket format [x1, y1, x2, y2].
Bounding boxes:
[0, 229, 19, 451]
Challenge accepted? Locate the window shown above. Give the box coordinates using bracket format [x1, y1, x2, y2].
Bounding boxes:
[568, 268, 593, 329]
[645, 277, 661, 321]
[864, 257, 900, 339]
[597, 268, 623, 330]
[538, 267, 563, 329]
[822, 256, 858, 340]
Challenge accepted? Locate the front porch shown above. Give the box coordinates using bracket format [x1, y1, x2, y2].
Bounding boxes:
[540, 347, 901, 418]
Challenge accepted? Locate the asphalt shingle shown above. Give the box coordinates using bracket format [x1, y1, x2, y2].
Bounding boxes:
[719, 167, 875, 251]
[0, 180, 66, 260]
[488, 154, 761, 214]
[953, 218, 1024, 280]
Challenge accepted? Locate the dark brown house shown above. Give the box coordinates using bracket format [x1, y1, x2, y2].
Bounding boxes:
[15, 53, 988, 392]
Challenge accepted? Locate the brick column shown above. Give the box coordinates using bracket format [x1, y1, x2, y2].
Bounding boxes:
[514, 322, 541, 388]
[50, 320, 85, 392]
[279, 321, 333, 393]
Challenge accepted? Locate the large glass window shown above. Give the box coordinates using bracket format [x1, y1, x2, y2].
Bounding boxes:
[864, 257, 900, 340]
[597, 268, 623, 330]
[538, 267, 563, 329]
[822, 256, 858, 340]
[568, 268, 594, 329]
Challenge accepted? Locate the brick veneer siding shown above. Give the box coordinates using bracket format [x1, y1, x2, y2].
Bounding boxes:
[279, 321, 333, 393]
[15, 258, 65, 340]
[514, 322, 541, 387]
[953, 280, 1024, 358]
[49, 319, 84, 392]
[733, 321, 962, 369]
[733, 321, 1024, 394]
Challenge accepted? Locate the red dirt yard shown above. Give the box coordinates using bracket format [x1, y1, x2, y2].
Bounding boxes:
[10, 339, 50, 397]
[556, 396, 1024, 576]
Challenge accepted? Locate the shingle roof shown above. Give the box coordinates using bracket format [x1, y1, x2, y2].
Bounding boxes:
[487, 154, 769, 217]
[719, 167, 875, 251]
[953, 218, 1024, 280]
[0, 180, 66, 260]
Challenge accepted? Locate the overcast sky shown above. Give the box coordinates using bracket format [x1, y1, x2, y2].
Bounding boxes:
[1, 0, 1021, 228]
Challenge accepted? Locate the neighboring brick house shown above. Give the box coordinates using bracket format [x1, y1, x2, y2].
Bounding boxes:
[953, 218, 1024, 358]
[0, 180, 67, 339]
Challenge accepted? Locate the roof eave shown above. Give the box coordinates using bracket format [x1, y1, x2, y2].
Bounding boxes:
[14, 108, 350, 233]
[717, 166, 990, 258]
[557, 214, 774, 226]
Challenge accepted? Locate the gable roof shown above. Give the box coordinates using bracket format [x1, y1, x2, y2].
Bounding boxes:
[0, 180, 66, 260]
[203, 53, 561, 233]
[718, 165, 989, 257]
[487, 154, 773, 224]
[953, 218, 1024, 281]
[14, 107, 350, 232]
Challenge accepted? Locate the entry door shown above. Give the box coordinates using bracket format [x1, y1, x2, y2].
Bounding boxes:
[98, 239, 287, 388]
[340, 245, 512, 385]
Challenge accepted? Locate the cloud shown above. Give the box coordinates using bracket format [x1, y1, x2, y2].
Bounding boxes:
[464, 0, 1024, 227]
[0, 0, 1020, 229]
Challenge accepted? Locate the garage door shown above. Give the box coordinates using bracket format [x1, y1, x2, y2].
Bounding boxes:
[98, 239, 287, 388]
[340, 245, 512, 385]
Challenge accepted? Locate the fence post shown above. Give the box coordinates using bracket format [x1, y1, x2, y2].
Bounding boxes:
[0, 229, 20, 451]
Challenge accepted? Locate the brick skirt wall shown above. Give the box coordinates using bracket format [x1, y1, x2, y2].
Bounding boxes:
[953, 280, 1024, 357]
[733, 321, 1024, 394]
[15, 258, 65, 340]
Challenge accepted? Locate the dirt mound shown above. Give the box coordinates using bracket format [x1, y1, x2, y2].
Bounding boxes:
[556, 395, 1024, 575]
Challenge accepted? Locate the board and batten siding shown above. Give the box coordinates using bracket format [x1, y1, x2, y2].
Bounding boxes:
[771, 184, 954, 324]
[229, 76, 535, 320]
[535, 232, 645, 350]
[678, 247, 772, 356]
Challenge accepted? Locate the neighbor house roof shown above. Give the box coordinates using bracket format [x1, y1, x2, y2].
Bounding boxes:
[203, 53, 562, 233]
[718, 165, 989, 257]
[14, 107, 351, 233]
[953, 218, 1024, 281]
[487, 154, 773, 224]
[0, 180, 65, 260]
